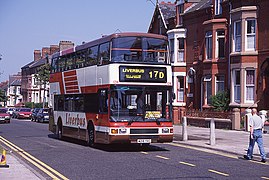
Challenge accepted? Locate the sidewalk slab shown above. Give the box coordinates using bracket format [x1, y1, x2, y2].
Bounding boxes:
[0, 153, 43, 180]
[173, 125, 269, 159]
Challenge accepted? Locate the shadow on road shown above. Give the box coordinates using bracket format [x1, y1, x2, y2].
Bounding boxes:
[48, 134, 169, 152]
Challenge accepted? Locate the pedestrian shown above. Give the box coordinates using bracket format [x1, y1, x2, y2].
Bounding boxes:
[136, 93, 144, 115]
[244, 108, 267, 163]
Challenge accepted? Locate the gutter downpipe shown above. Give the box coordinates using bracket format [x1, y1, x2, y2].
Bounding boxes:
[228, 2, 232, 91]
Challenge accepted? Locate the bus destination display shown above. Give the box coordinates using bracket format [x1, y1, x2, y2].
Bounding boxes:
[119, 66, 167, 83]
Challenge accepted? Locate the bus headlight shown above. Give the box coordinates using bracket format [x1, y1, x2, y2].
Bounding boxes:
[162, 128, 169, 133]
[119, 128, 127, 134]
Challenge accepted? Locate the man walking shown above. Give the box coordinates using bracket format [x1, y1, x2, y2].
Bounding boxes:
[244, 108, 266, 163]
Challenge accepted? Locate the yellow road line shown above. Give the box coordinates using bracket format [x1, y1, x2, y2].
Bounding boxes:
[0, 138, 59, 179]
[140, 151, 149, 155]
[179, 161, 196, 167]
[208, 169, 229, 177]
[0, 136, 68, 180]
[156, 155, 170, 160]
[261, 177, 269, 180]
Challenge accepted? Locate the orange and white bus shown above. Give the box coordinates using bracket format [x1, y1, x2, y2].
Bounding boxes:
[49, 32, 173, 146]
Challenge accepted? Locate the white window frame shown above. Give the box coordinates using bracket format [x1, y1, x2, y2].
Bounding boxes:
[215, 75, 225, 94]
[204, 75, 212, 105]
[205, 31, 213, 60]
[177, 38, 184, 62]
[215, 0, 223, 15]
[245, 69, 255, 103]
[170, 39, 175, 63]
[245, 19, 256, 51]
[177, 76, 184, 102]
[233, 69, 241, 103]
[234, 21, 241, 52]
[216, 30, 225, 58]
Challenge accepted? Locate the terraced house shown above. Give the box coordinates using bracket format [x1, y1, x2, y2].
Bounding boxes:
[149, 0, 269, 126]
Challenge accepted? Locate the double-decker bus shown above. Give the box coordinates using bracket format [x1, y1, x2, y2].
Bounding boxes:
[49, 32, 173, 146]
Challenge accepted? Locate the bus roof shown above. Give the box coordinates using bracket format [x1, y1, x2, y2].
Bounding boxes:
[52, 32, 167, 58]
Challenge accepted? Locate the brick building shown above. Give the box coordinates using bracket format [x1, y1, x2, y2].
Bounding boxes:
[21, 41, 74, 105]
[149, 0, 269, 124]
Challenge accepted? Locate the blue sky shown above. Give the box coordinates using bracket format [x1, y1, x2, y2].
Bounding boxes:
[0, 0, 164, 82]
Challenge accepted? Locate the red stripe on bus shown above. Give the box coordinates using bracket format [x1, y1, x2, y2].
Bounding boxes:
[66, 86, 79, 90]
[64, 76, 77, 82]
[66, 90, 79, 93]
[65, 82, 78, 86]
[64, 70, 76, 76]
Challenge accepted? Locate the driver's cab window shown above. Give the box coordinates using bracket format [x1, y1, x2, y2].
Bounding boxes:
[99, 89, 108, 113]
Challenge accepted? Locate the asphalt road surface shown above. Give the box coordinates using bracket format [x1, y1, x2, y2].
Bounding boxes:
[0, 119, 269, 179]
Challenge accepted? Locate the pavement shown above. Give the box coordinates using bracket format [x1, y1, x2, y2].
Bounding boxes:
[0, 125, 269, 179]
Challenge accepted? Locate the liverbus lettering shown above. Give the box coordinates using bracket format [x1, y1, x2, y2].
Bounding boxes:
[49, 32, 173, 146]
[66, 113, 86, 127]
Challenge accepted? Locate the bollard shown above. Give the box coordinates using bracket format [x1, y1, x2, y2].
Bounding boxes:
[182, 116, 188, 141]
[0, 149, 9, 168]
[210, 118, 215, 145]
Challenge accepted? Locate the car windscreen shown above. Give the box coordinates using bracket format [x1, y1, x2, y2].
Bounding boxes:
[0, 109, 7, 113]
[19, 108, 31, 112]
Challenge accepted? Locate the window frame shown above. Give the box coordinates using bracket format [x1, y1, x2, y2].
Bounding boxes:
[245, 69, 255, 103]
[215, 75, 225, 94]
[215, 0, 223, 15]
[177, 76, 184, 102]
[205, 31, 213, 60]
[233, 69, 241, 103]
[216, 30, 225, 59]
[234, 21, 242, 52]
[245, 19, 256, 51]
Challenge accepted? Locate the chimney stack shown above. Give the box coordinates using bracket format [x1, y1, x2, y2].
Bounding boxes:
[59, 41, 74, 51]
[50, 45, 59, 55]
[34, 50, 41, 61]
[42, 47, 50, 58]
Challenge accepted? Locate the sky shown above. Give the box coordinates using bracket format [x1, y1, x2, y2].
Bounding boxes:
[0, 0, 164, 82]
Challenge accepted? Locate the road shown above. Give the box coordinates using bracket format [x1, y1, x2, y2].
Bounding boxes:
[0, 119, 269, 179]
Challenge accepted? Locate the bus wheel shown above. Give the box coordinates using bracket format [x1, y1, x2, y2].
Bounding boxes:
[87, 125, 95, 147]
[56, 121, 62, 139]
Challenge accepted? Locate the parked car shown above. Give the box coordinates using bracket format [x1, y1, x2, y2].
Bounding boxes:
[0, 108, 11, 123]
[12, 108, 32, 119]
[36, 108, 49, 123]
[31, 108, 40, 122]
[7, 108, 15, 116]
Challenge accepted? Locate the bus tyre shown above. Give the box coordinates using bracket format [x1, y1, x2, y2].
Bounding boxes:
[88, 125, 95, 147]
[56, 122, 62, 140]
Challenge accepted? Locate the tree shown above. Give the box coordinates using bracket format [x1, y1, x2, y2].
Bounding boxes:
[34, 62, 50, 108]
[210, 91, 230, 112]
[0, 89, 7, 106]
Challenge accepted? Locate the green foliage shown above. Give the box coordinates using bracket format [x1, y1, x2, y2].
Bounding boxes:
[0, 89, 7, 103]
[210, 91, 230, 112]
[34, 63, 50, 86]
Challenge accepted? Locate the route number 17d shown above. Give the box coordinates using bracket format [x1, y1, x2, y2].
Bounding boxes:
[149, 71, 165, 79]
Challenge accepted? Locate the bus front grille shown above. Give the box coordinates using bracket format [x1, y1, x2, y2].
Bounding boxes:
[130, 129, 158, 134]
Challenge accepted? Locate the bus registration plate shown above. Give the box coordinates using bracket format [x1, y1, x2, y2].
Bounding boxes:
[137, 139, 151, 143]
